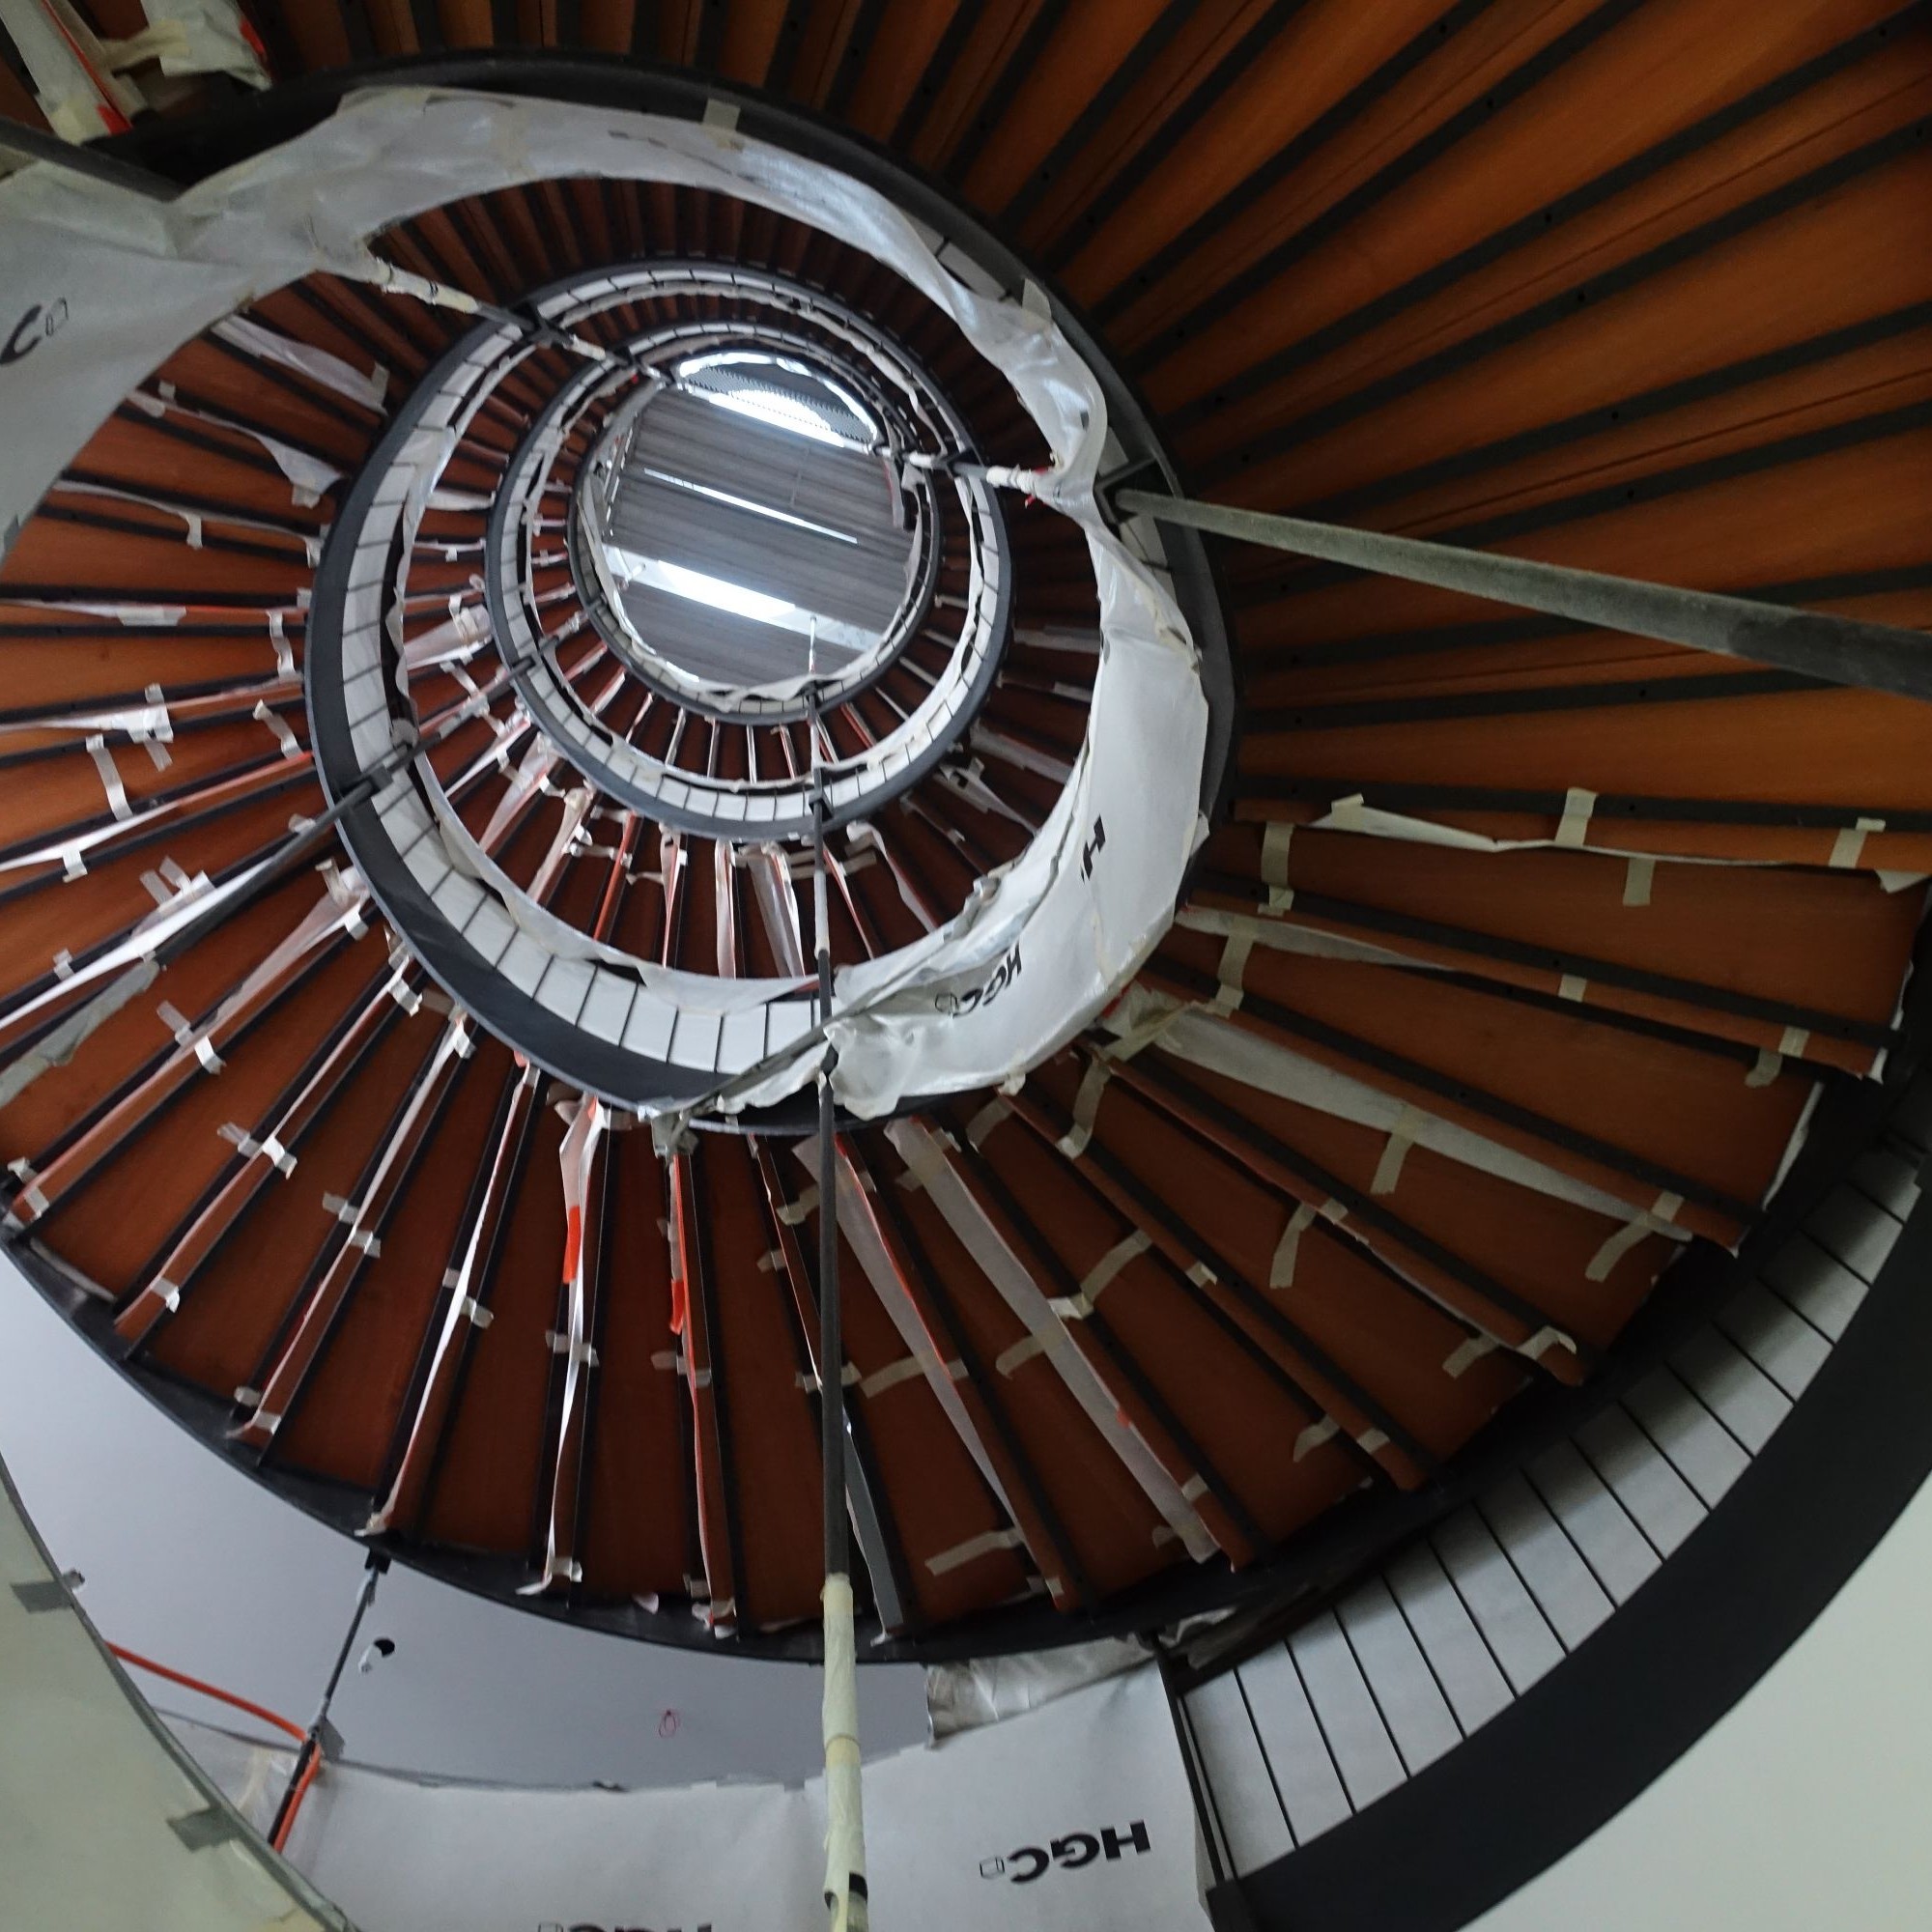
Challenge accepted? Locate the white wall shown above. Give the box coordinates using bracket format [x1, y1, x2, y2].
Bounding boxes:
[0, 1264, 928, 1787]
[1473, 1463, 1932, 1931]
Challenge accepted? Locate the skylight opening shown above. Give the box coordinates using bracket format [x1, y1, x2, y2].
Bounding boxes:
[703, 385, 853, 447]
[638, 466, 860, 544]
[635, 557, 797, 625]
[678, 351, 878, 451]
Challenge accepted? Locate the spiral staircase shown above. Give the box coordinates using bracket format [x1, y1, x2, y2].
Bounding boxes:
[2, 3, 1929, 1927]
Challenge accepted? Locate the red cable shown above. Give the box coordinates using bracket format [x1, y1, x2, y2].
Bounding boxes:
[112, 1643, 327, 1852]
[36, 0, 133, 134]
[271, 1749, 322, 1852]
[108, 1642, 307, 1745]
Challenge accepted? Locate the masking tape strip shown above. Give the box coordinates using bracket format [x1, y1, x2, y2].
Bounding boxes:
[252, 699, 302, 759]
[1623, 855, 1655, 907]
[1522, 1326, 1577, 1362]
[157, 1000, 223, 1073]
[1057, 1057, 1112, 1157]
[1584, 1189, 1687, 1283]
[1555, 786, 1596, 848]
[86, 734, 132, 819]
[1214, 932, 1253, 1011]
[1371, 1104, 1428, 1196]
[1442, 1332, 1500, 1378]
[1012, 1236, 1144, 1360]
[965, 1095, 1012, 1148]
[859, 1352, 963, 1399]
[1102, 993, 1193, 1064]
[925, 1525, 1026, 1577]
[216, 1121, 296, 1176]
[892, 1126, 956, 1194]
[777, 1184, 819, 1225]
[1293, 1416, 1340, 1462]
[794, 1367, 861, 1392]
[996, 1333, 1045, 1376]
[1746, 1048, 1782, 1088]
[1558, 974, 1588, 1002]
[1270, 1201, 1317, 1288]
[1260, 820, 1293, 911]
[1076, 1228, 1151, 1305]
[1830, 815, 1885, 868]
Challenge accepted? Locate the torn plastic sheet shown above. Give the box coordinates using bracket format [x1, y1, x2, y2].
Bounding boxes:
[525, 1094, 606, 1593]
[0, 698, 173, 745]
[1173, 902, 1449, 974]
[399, 602, 492, 670]
[363, 1065, 541, 1536]
[746, 844, 808, 976]
[234, 1014, 473, 1447]
[0, 757, 297, 880]
[0, 852, 273, 1050]
[1288, 792, 1897, 878]
[842, 820, 937, 931]
[0, 88, 1207, 1121]
[889, 1117, 1216, 1559]
[927, 1635, 1149, 1737]
[0, 0, 139, 139]
[815, 1137, 1020, 1528]
[121, 1, 270, 90]
[49, 477, 327, 561]
[212, 313, 384, 409]
[0, 956, 157, 1114]
[1099, 983, 1691, 1236]
[128, 385, 344, 506]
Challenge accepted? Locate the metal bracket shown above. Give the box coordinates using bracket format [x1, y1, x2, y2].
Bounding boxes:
[167, 1804, 246, 1852]
[11, 1577, 72, 1612]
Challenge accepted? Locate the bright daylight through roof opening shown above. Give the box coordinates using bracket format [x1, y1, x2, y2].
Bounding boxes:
[583, 351, 922, 696]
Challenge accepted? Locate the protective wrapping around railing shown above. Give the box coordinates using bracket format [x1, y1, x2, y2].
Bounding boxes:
[1, 85, 1209, 1120]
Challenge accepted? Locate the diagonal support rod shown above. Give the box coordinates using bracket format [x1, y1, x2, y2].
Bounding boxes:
[1113, 488, 1932, 704]
[267, 1549, 386, 1851]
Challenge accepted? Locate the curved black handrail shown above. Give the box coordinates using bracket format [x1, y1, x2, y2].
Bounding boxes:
[1207, 1124, 1932, 1931]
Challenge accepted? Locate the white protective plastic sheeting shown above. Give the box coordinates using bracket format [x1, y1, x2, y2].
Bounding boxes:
[0, 0, 141, 138]
[927, 1634, 1151, 1737]
[0, 0, 264, 142]
[0, 87, 1209, 1122]
[181, 1661, 1209, 1931]
[0, 1452, 354, 1931]
[125, 0, 271, 91]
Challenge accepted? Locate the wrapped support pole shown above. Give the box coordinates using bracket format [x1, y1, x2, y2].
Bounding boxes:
[1112, 488, 1932, 705]
[811, 683, 867, 1929]
[267, 1548, 387, 1850]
